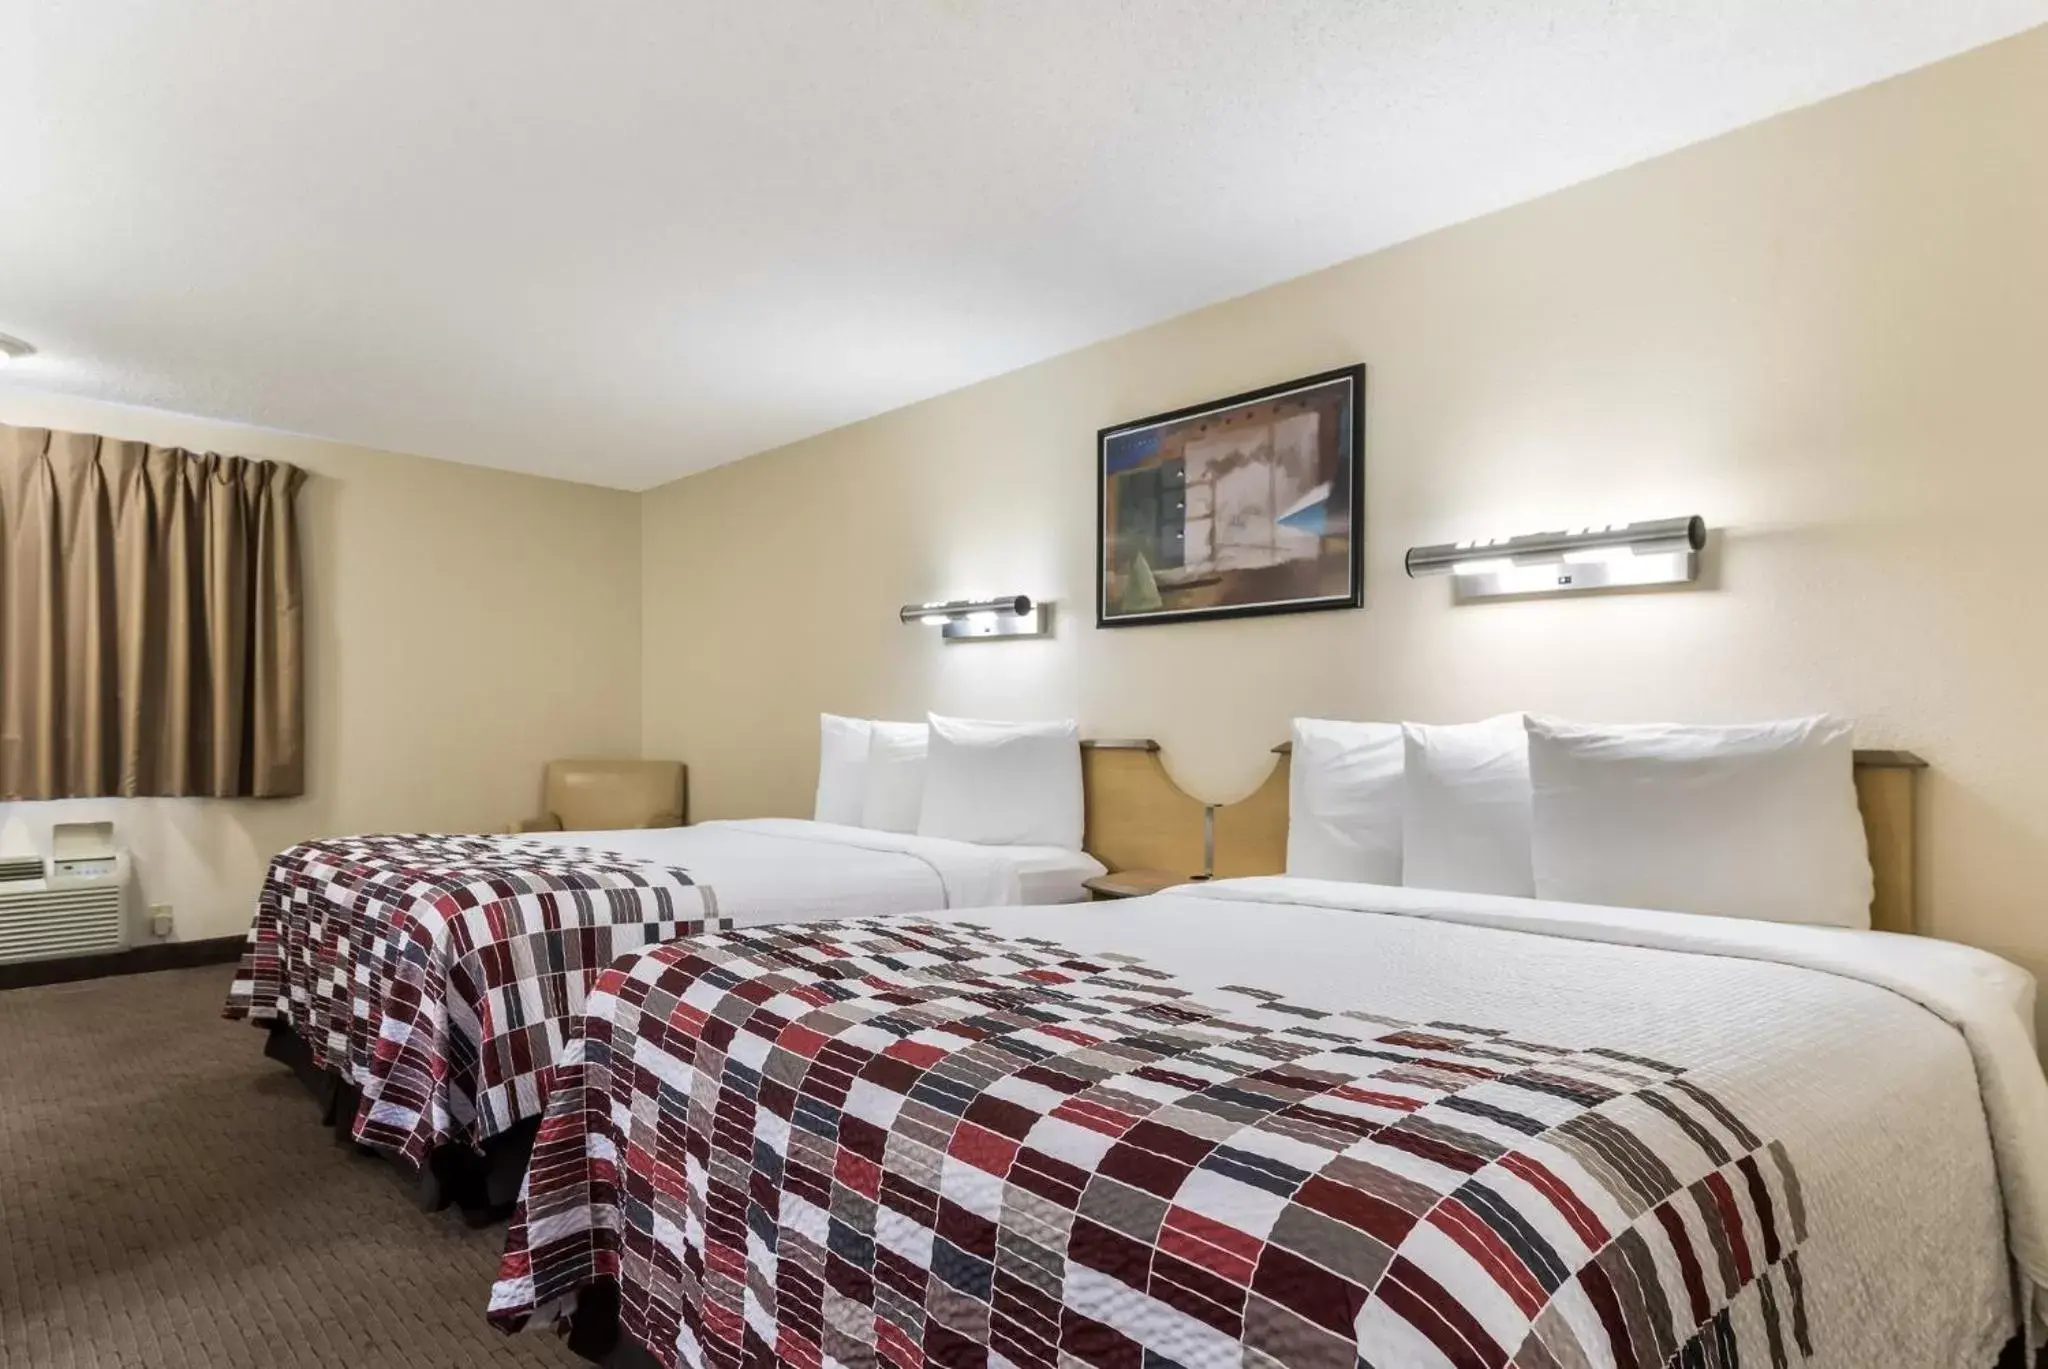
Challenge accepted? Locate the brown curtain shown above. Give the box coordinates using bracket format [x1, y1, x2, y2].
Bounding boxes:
[0, 423, 306, 799]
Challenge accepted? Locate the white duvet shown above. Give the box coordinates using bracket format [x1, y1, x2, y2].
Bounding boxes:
[518, 817, 1099, 924]
[959, 876, 2048, 1365]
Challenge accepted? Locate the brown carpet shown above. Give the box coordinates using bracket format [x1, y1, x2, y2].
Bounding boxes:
[0, 965, 580, 1369]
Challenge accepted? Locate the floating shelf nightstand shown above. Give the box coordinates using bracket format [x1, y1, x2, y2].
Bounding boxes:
[1082, 870, 1196, 901]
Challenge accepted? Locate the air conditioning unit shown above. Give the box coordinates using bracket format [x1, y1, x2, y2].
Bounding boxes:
[0, 821, 131, 965]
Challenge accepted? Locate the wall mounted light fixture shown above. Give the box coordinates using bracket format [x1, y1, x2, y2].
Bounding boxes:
[1406, 515, 1705, 602]
[899, 595, 1051, 641]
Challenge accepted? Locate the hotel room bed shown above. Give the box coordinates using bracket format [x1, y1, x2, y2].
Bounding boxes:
[222, 817, 1104, 1203]
[488, 878, 2048, 1369]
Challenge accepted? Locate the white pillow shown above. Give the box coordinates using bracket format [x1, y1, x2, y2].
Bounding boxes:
[1526, 714, 1872, 928]
[917, 714, 1083, 849]
[1401, 714, 1534, 897]
[1286, 718, 1404, 884]
[858, 721, 929, 833]
[813, 714, 872, 826]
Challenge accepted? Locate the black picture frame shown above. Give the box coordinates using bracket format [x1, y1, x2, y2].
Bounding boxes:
[1096, 364, 1365, 628]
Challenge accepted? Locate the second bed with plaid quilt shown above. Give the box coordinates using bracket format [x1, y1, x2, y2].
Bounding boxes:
[223, 833, 724, 1166]
[488, 917, 1866, 1369]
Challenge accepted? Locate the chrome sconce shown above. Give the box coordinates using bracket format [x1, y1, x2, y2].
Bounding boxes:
[1406, 515, 1705, 602]
[899, 594, 1052, 641]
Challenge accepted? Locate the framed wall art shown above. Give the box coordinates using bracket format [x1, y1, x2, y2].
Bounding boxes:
[1097, 364, 1364, 627]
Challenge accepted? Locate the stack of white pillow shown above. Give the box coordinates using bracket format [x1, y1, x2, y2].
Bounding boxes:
[1288, 713, 1875, 929]
[814, 713, 1085, 851]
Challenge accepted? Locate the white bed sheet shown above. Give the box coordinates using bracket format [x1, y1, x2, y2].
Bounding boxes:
[519, 817, 1102, 925]
[957, 875, 2048, 1363]
[1008, 843, 1109, 905]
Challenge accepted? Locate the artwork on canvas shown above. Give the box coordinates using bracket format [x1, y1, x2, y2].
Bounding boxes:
[1097, 365, 1364, 627]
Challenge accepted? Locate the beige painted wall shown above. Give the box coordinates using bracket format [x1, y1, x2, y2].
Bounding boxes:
[0, 393, 643, 942]
[642, 31, 2048, 995]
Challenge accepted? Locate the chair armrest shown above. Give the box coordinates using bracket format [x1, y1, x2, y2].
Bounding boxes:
[515, 814, 564, 833]
[639, 811, 683, 829]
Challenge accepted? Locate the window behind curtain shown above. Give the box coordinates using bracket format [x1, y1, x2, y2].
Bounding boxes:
[0, 423, 306, 799]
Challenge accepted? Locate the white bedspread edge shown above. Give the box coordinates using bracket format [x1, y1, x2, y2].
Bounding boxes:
[1173, 875, 2048, 1344]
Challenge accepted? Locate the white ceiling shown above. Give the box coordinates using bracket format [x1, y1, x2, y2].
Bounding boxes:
[3, 2, 2043, 490]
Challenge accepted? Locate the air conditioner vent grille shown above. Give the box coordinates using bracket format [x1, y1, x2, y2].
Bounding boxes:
[0, 884, 124, 963]
[0, 856, 43, 884]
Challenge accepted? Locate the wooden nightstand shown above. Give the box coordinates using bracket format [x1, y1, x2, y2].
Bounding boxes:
[1082, 870, 1195, 901]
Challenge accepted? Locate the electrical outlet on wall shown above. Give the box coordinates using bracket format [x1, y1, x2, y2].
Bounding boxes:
[150, 904, 175, 938]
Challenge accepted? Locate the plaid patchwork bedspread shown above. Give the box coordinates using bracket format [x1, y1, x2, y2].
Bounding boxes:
[223, 833, 724, 1166]
[489, 920, 1813, 1369]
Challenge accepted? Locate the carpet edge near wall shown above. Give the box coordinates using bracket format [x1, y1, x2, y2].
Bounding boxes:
[0, 935, 246, 992]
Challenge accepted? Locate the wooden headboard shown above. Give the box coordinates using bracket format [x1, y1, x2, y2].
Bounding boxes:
[1078, 739, 1291, 878]
[1080, 740, 1927, 933]
[1079, 741, 1214, 876]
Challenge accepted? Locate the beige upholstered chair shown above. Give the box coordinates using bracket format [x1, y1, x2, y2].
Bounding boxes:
[516, 760, 687, 833]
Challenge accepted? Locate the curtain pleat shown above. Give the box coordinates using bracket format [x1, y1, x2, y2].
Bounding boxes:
[0, 422, 305, 799]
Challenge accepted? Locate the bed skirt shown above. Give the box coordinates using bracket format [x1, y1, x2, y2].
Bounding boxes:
[261, 1021, 538, 1219]
[560, 1284, 666, 1369]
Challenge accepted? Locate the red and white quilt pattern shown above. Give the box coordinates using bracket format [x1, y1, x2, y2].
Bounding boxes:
[490, 919, 1813, 1369]
[223, 832, 723, 1165]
